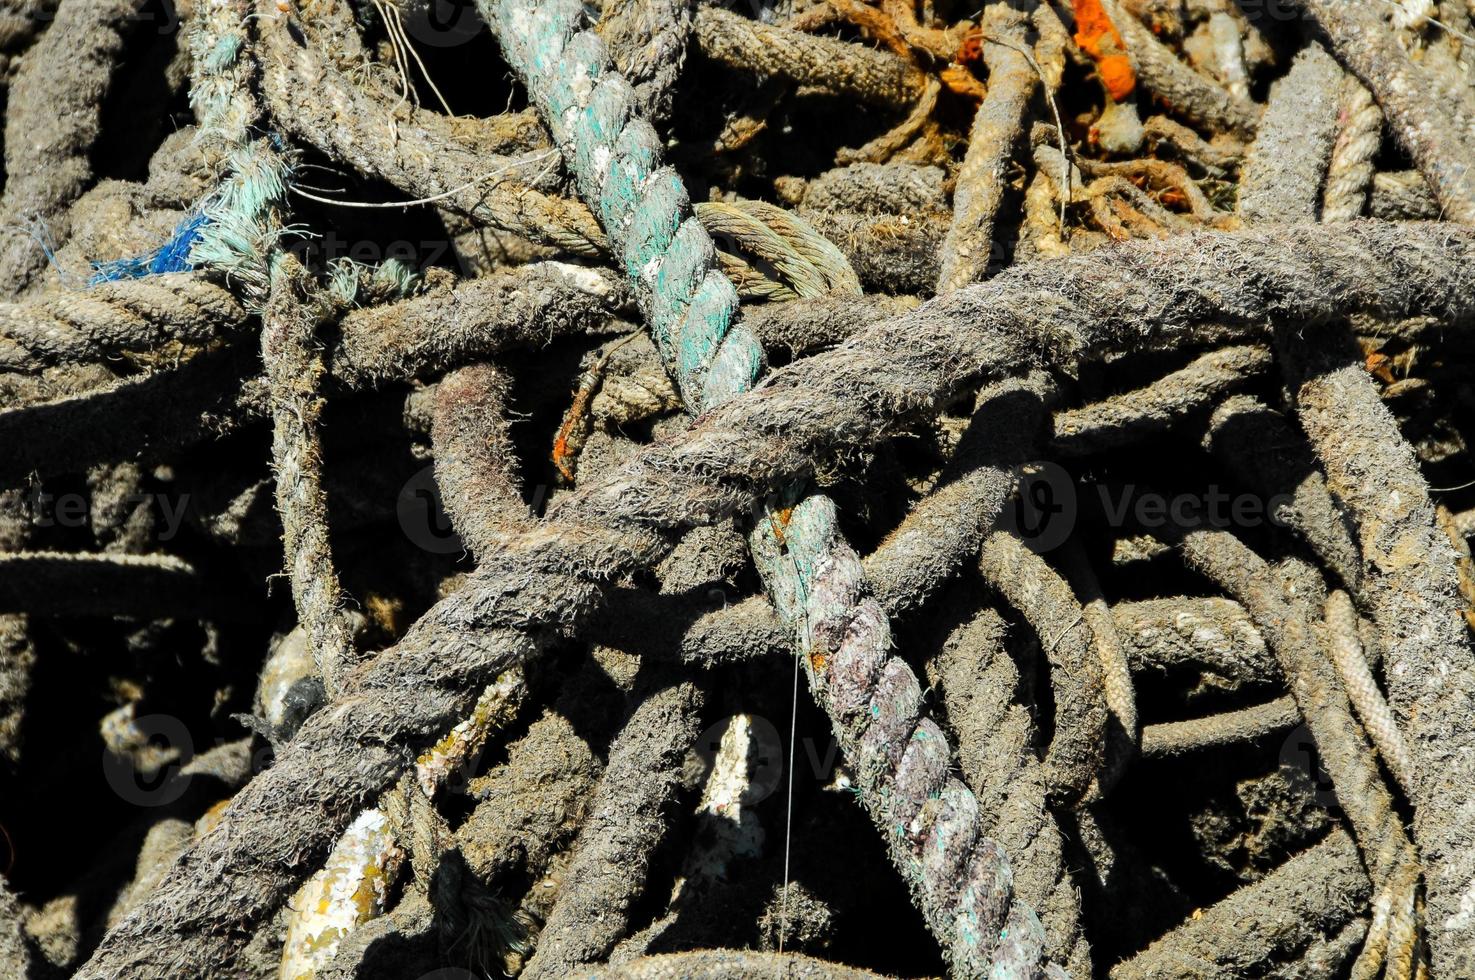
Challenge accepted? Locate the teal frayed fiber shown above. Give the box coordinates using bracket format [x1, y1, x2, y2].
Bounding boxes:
[187, 141, 291, 309]
[482, 1, 1058, 975]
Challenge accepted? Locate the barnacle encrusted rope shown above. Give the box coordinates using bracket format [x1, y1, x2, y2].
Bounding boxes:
[480, 1, 1053, 974]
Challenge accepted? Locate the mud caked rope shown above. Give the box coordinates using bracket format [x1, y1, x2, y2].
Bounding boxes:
[184, 5, 523, 970]
[479, 0, 1057, 974]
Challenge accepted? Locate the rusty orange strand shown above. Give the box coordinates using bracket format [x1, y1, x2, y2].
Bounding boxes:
[551, 383, 596, 484]
[1072, 0, 1137, 102]
[550, 331, 645, 485]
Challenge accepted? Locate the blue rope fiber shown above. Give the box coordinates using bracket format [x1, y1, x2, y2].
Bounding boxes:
[88, 211, 210, 285]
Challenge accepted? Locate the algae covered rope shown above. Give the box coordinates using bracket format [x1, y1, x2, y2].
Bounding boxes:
[478, 0, 1058, 974]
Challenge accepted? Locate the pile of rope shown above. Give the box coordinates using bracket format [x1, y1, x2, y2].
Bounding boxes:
[1, 1, 1474, 978]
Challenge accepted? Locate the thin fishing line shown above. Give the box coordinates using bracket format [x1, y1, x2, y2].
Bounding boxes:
[1373, 0, 1475, 42]
[287, 151, 558, 209]
[777, 639, 801, 972]
[386, 0, 456, 116]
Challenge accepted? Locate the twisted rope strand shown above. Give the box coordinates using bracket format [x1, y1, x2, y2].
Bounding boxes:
[1174, 533, 1423, 978]
[190, 0, 362, 697]
[1298, 0, 1475, 223]
[1324, 590, 1417, 800]
[1277, 321, 1471, 972]
[1323, 76, 1383, 222]
[0, 275, 245, 371]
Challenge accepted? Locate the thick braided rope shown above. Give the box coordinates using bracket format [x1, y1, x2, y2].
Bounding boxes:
[481, 1, 1052, 974]
[73, 224, 1475, 979]
[485, 0, 761, 412]
[0, 275, 244, 370]
[1324, 590, 1417, 800]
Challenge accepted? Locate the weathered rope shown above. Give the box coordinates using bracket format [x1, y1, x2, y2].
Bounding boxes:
[480, 0, 1053, 973]
[1112, 596, 1274, 691]
[1278, 321, 1473, 972]
[0, 0, 141, 299]
[1172, 533, 1423, 979]
[1297, 0, 1475, 223]
[579, 948, 890, 979]
[0, 876, 29, 978]
[0, 0, 51, 53]
[1324, 590, 1416, 800]
[978, 532, 1108, 806]
[596, 373, 1052, 671]
[1110, 827, 1371, 978]
[255, 1, 605, 257]
[262, 256, 361, 698]
[1139, 696, 1299, 757]
[1141, 115, 1244, 175]
[0, 266, 627, 486]
[1103, 0, 1259, 137]
[185, 0, 366, 703]
[90, 3, 346, 750]
[1370, 170, 1440, 220]
[332, 262, 628, 388]
[936, 4, 1036, 292]
[927, 603, 1093, 975]
[1237, 43, 1342, 222]
[1051, 345, 1270, 457]
[0, 275, 244, 371]
[0, 612, 33, 768]
[0, 550, 213, 620]
[430, 363, 531, 560]
[1065, 540, 1138, 787]
[0, 495, 37, 771]
[287, 359, 540, 973]
[1203, 394, 1363, 594]
[479, 0, 762, 410]
[74, 222, 1475, 978]
[695, 199, 861, 302]
[1323, 76, 1383, 222]
[693, 6, 921, 109]
[520, 673, 706, 978]
[597, 0, 691, 122]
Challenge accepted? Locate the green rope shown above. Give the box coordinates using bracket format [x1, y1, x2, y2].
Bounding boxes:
[481, 1, 1059, 975]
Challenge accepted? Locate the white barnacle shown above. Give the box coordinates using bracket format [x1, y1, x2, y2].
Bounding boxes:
[279, 810, 403, 980]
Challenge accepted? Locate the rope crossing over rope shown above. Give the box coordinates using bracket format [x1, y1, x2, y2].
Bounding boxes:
[480, 1, 1060, 974]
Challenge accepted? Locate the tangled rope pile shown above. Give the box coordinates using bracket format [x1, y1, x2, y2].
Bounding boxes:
[1, 1, 1474, 978]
